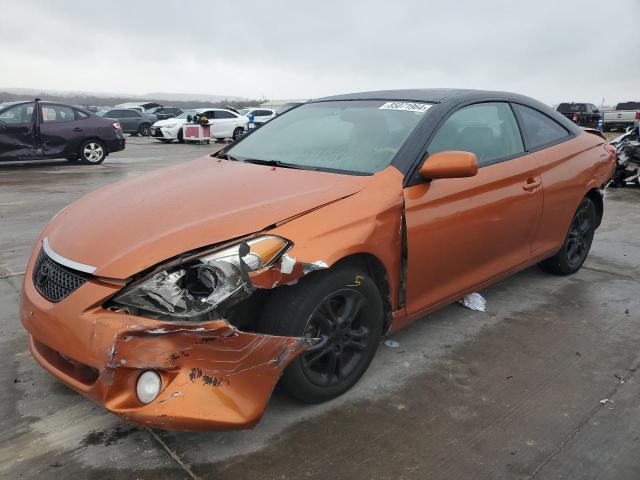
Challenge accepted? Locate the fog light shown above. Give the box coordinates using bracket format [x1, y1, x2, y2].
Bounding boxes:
[136, 370, 161, 404]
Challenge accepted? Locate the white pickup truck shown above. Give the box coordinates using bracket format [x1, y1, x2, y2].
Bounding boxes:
[604, 101, 640, 132]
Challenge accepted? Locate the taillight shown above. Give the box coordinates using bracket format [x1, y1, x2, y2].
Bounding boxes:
[112, 122, 122, 130]
[572, 112, 580, 122]
[635, 111, 640, 120]
[604, 143, 616, 156]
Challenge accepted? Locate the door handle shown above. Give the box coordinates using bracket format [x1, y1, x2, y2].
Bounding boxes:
[522, 178, 542, 191]
[73, 127, 83, 132]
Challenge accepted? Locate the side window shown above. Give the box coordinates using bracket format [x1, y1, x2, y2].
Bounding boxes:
[204, 111, 216, 119]
[41, 104, 77, 123]
[215, 110, 236, 119]
[0, 103, 35, 124]
[104, 110, 120, 118]
[75, 109, 89, 119]
[512, 104, 570, 150]
[428, 102, 524, 166]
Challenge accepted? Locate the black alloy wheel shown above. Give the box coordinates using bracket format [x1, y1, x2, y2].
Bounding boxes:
[301, 289, 372, 388]
[539, 197, 596, 275]
[565, 200, 595, 269]
[259, 264, 383, 403]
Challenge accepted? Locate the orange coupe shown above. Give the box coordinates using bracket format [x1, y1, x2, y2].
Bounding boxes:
[21, 90, 615, 430]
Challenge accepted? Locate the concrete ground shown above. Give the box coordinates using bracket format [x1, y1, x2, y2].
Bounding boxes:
[1, 137, 639, 479]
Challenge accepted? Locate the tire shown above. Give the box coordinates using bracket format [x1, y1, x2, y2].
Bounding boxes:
[539, 197, 596, 275]
[232, 127, 244, 141]
[78, 140, 107, 165]
[259, 264, 384, 403]
[177, 129, 185, 144]
[138, 123, 151, 136]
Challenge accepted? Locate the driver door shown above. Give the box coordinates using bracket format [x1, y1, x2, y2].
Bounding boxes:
[403, 102, 543, 317]
[0, 102, 38, 160]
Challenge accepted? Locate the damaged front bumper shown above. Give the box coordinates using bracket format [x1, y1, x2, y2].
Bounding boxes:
[20, 273, 312, 431]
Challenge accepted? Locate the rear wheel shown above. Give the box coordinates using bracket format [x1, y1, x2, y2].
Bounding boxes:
[259, 264, 383, 403]
[79, 140, 106, 165]
[138, 123, 151, 136]
[539, 197, 596, 275]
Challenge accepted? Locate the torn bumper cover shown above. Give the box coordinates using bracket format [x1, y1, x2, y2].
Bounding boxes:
[20, 276, 312, 431]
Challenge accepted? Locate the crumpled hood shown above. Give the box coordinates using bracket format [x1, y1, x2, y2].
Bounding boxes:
[45, 156, 371, 279]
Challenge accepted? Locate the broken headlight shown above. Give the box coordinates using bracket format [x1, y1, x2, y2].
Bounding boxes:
[111, 235, 290, 319]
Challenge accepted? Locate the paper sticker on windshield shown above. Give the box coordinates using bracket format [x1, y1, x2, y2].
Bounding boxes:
[379, 102, 432, 113]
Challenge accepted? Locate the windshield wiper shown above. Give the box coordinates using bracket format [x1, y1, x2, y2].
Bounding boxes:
[238, 158, 318, 171]
[215, 152, 237, 160]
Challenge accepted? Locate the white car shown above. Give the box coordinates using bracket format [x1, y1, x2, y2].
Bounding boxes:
[151, 108, 248, 143]
[238, 108, 277, 125]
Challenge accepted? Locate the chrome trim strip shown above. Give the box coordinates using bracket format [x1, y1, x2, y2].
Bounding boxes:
[42, 237, 97, 274]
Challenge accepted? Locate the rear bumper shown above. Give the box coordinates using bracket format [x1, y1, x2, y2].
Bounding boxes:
[20, 254, 310, 431]
[106, 137, 126, 153]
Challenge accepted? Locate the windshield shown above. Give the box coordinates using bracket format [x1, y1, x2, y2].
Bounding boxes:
[226, 100, 430, 174]
[175, 110, 198, 119]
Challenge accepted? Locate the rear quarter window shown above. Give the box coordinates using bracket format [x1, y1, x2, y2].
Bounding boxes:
[615, 102, 640, 111]
[557, 103, 586, 113]
[513, 104, 570, 150]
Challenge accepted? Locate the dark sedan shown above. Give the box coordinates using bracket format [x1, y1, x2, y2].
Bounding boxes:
[149, 106, 183, 120]
[100, 108, 157, 136]
[0, 99, 125, 165]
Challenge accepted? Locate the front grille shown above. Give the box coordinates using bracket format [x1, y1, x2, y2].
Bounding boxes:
[32, 249, 90, 302]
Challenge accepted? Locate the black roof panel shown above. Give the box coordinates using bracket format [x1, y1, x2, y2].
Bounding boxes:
[312, 88, 475, 103]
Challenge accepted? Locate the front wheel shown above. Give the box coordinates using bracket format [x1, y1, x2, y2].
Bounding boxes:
[539, 197, 596, 275]
[259, 264, 383, 403]
[79, 140, 106, 165]
[232, 127, 244, 141]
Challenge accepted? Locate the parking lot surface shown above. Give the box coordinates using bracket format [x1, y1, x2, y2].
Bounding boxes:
[1, 137, 639, 479]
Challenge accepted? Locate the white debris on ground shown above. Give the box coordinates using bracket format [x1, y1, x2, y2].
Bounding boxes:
[384, 339, 400, 348]
[459, 292, 487, 312]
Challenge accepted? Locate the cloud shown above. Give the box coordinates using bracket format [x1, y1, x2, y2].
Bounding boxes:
[1, 0, 638, 105]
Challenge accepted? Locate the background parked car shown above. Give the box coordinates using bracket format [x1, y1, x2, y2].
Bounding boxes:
[604, 101, 640, 132]
[238, 108, 276, 125]
[101, 108, 157, 136]
[556, 102, 602, 129]
[148, 106, 183, 120]
[151, 108, 247, 142]
[275, 102, 304, 115]
[112, 102, 163, 113]
[0, 99, 125, 164]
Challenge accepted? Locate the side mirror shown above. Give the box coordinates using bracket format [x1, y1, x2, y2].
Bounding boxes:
[419, 151, 479, 180]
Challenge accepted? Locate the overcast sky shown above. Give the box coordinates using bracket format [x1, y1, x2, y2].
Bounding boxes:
[1, 0, 638, 105]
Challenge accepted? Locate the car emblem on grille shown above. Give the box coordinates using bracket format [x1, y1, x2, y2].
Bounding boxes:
[35, 263, 50, 287]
